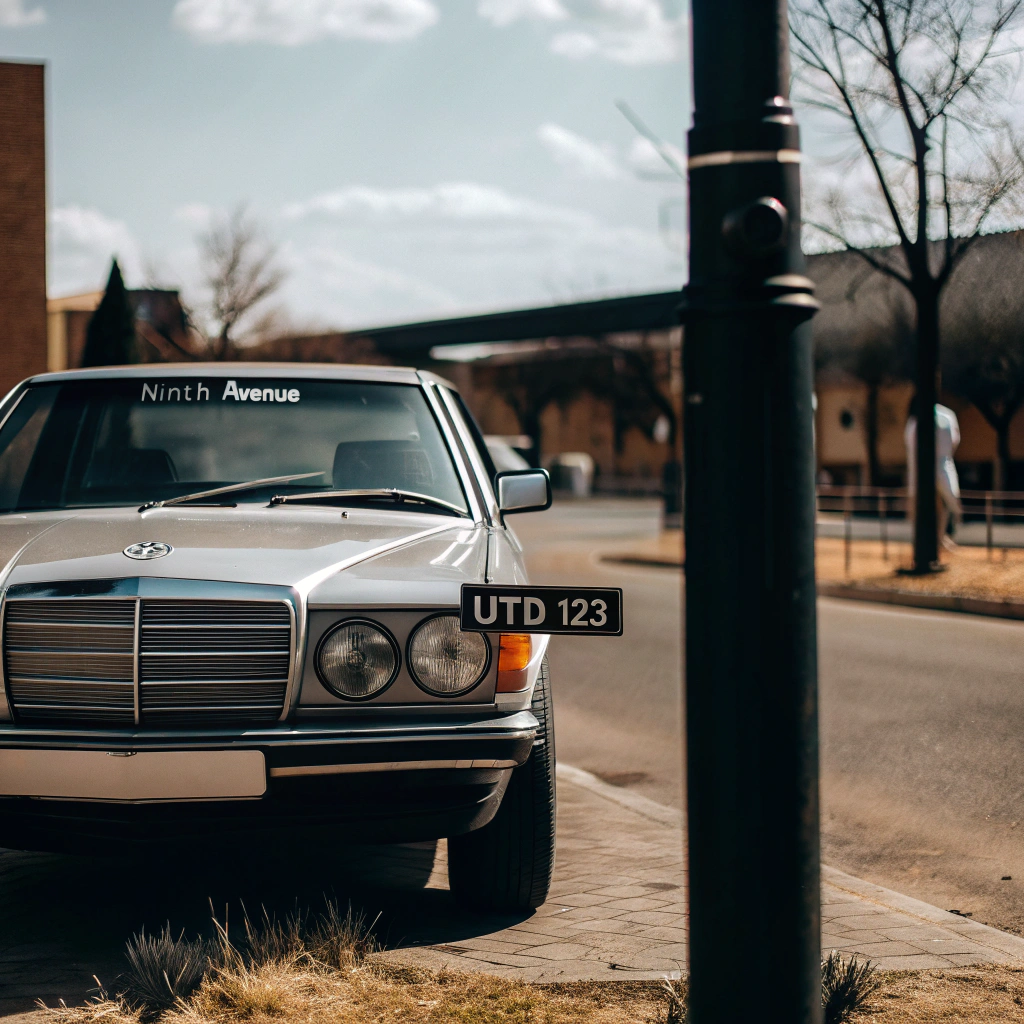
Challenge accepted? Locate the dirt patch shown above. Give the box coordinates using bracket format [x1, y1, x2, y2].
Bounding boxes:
[816, 536, 1024, 601]
[862, 966, 1024, 1022]
[605, 531, 1024, 607]
[592, 770, 651, 787]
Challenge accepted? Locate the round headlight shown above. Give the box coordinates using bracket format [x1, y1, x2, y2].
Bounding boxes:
[408, 614, 490, 697]
[316, 620, 399, 700]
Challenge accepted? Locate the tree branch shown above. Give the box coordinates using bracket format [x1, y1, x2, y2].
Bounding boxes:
[805, 221, 912, 286]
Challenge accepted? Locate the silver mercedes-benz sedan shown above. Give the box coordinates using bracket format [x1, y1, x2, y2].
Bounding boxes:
[0, 364, 554, 912]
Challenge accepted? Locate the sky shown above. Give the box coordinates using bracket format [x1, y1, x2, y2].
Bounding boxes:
[0, 0, 692, 331]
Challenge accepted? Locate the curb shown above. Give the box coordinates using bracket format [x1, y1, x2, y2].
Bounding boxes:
[557, 763, 1024, 964]
[600, 555, 682, 570]
[817, 582, 1024, 621]
[556, 763, 682, 827]
[822, 866, 1024, 960]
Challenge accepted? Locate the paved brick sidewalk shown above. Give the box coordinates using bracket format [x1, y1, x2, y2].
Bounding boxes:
[4, 764, 1024, 1016]
[386, 764, 1024, 979]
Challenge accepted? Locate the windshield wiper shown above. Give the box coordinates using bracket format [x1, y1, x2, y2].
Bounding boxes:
[268, 488, 468, 517]
[138, 472, 326, 513]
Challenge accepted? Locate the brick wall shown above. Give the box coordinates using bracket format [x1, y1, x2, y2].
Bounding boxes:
[0, 62, 46, 395]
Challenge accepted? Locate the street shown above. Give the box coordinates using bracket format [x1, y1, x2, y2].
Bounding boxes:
[515, 498, 1024, 936]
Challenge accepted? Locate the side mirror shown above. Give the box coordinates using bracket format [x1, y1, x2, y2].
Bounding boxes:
[496, 469, 552, 517]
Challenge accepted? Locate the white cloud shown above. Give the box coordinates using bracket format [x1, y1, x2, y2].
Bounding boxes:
[173, 202, 215, 226]
[283, 181, 595, 227]
[478, 0, 567, 27]
[279, 180, 678, 323]
[49, 206, 143, 297]
[49, 182, 678, 329]
[537, 123, 622, 180]
[477, 0, 683, 65]
[627, 135, 685, 178]
[0, 0, 45, 27]
[173, 0, 438, 45]
[283, 244, 459, 326]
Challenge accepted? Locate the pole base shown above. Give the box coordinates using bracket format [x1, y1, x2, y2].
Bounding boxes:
[896, 562, 948, 576]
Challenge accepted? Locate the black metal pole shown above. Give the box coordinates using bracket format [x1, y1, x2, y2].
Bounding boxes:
[682, 1, 821, 1021]
[912, 301, 940, 571]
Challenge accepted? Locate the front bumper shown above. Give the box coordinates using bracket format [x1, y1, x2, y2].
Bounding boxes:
[0, 711, 538, 852]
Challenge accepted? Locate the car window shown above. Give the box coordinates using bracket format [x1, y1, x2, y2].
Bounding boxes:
[449, 391, 499, 484]
[0, 378, 469, 513]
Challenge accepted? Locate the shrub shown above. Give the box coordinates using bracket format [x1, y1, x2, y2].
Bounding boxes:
[659, 953, 879, 1024]
[821, 950, 880, 1024]
[121, 926, 217, 1018]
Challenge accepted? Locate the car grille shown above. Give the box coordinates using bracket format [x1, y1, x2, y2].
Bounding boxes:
[5, 600, 137, 724]
[4, 598, 292, 727]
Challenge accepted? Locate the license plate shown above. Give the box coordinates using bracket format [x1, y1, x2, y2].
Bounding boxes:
[460, 584, 623, 636]
[0, 749, 266, 803]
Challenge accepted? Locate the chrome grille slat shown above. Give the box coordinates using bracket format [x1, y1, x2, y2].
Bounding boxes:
[6, 624, 136, 651]
[6, 601, 137, 625]
[4, 595, 292, 727]
[7, 652, 135, 679]
[139, 599, 291, 725]
[5, 599, 137, 725]
[138, 648, 291, 657]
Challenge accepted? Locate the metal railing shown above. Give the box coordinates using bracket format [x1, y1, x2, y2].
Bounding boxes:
[816, 485, 1024, 571]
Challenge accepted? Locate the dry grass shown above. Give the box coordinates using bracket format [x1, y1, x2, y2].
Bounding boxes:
[44, 962, 670, 1024]
[816, 535, 1024, 600]
[859, 966, 1024, 1022]
[606, 530, 1024, 605]
[41, 961, 1024, 1023]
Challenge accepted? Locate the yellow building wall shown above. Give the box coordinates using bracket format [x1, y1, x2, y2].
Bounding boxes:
[539, 393, 616, 475]
[816, 386, 868, 471]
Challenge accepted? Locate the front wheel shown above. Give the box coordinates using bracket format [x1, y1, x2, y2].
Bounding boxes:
[447, 658, 555, 912]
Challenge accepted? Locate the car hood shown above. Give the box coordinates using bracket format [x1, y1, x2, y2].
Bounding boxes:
[0, 506, 490, 607]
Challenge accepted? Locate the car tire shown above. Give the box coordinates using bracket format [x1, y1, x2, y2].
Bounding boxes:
[447, 657, 556, 913]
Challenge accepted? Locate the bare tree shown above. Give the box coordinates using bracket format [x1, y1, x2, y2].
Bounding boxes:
[198, 205, 287, 359]
[791, 0, 1024, 570]
[812, 251, 914, 484]
[943, 231, 1024, 489]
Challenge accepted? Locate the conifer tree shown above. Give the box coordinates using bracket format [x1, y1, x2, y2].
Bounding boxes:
[81, 259, 137, 366]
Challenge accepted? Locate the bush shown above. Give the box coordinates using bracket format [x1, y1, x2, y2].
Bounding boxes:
[821, 950, 880, 1024]
[658, 952, 879, 1024]
[236, 899, 378, 969]
[121, 926, 217, 1018]
[118, 899, 378, 1020]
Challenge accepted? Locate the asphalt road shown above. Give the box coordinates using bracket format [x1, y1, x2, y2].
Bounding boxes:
[515, 497, 1024, 937]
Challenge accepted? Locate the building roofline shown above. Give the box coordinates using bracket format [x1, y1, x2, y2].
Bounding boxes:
[348, 290, 683, 354]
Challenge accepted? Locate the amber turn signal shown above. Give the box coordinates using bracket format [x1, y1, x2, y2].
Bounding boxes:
[496, 633, 532, 692]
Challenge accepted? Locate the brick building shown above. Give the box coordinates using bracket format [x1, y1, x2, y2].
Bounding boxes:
[0, 61, 47, 395]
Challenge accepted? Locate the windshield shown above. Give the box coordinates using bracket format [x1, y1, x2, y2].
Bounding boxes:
[0, 377, 470, 515]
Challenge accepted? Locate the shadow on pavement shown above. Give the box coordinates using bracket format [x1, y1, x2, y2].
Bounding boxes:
[0, 841, 529, 1016]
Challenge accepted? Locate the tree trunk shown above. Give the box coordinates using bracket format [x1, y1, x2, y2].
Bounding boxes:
[866, 381, 881, 487]
[912, 285, 940, 571]
[518, 406, 543, 469]
[216, 325, 231, 360]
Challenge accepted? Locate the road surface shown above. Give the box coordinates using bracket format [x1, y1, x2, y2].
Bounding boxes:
[514, 498, 1024, 936]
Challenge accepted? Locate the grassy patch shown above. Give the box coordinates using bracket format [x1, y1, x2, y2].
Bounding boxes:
[36, 905, 1024, 1023]
[41, 963, 1024, 1023]
[861, 966, 1024, 1022]
[46, 964, 671, 1024]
